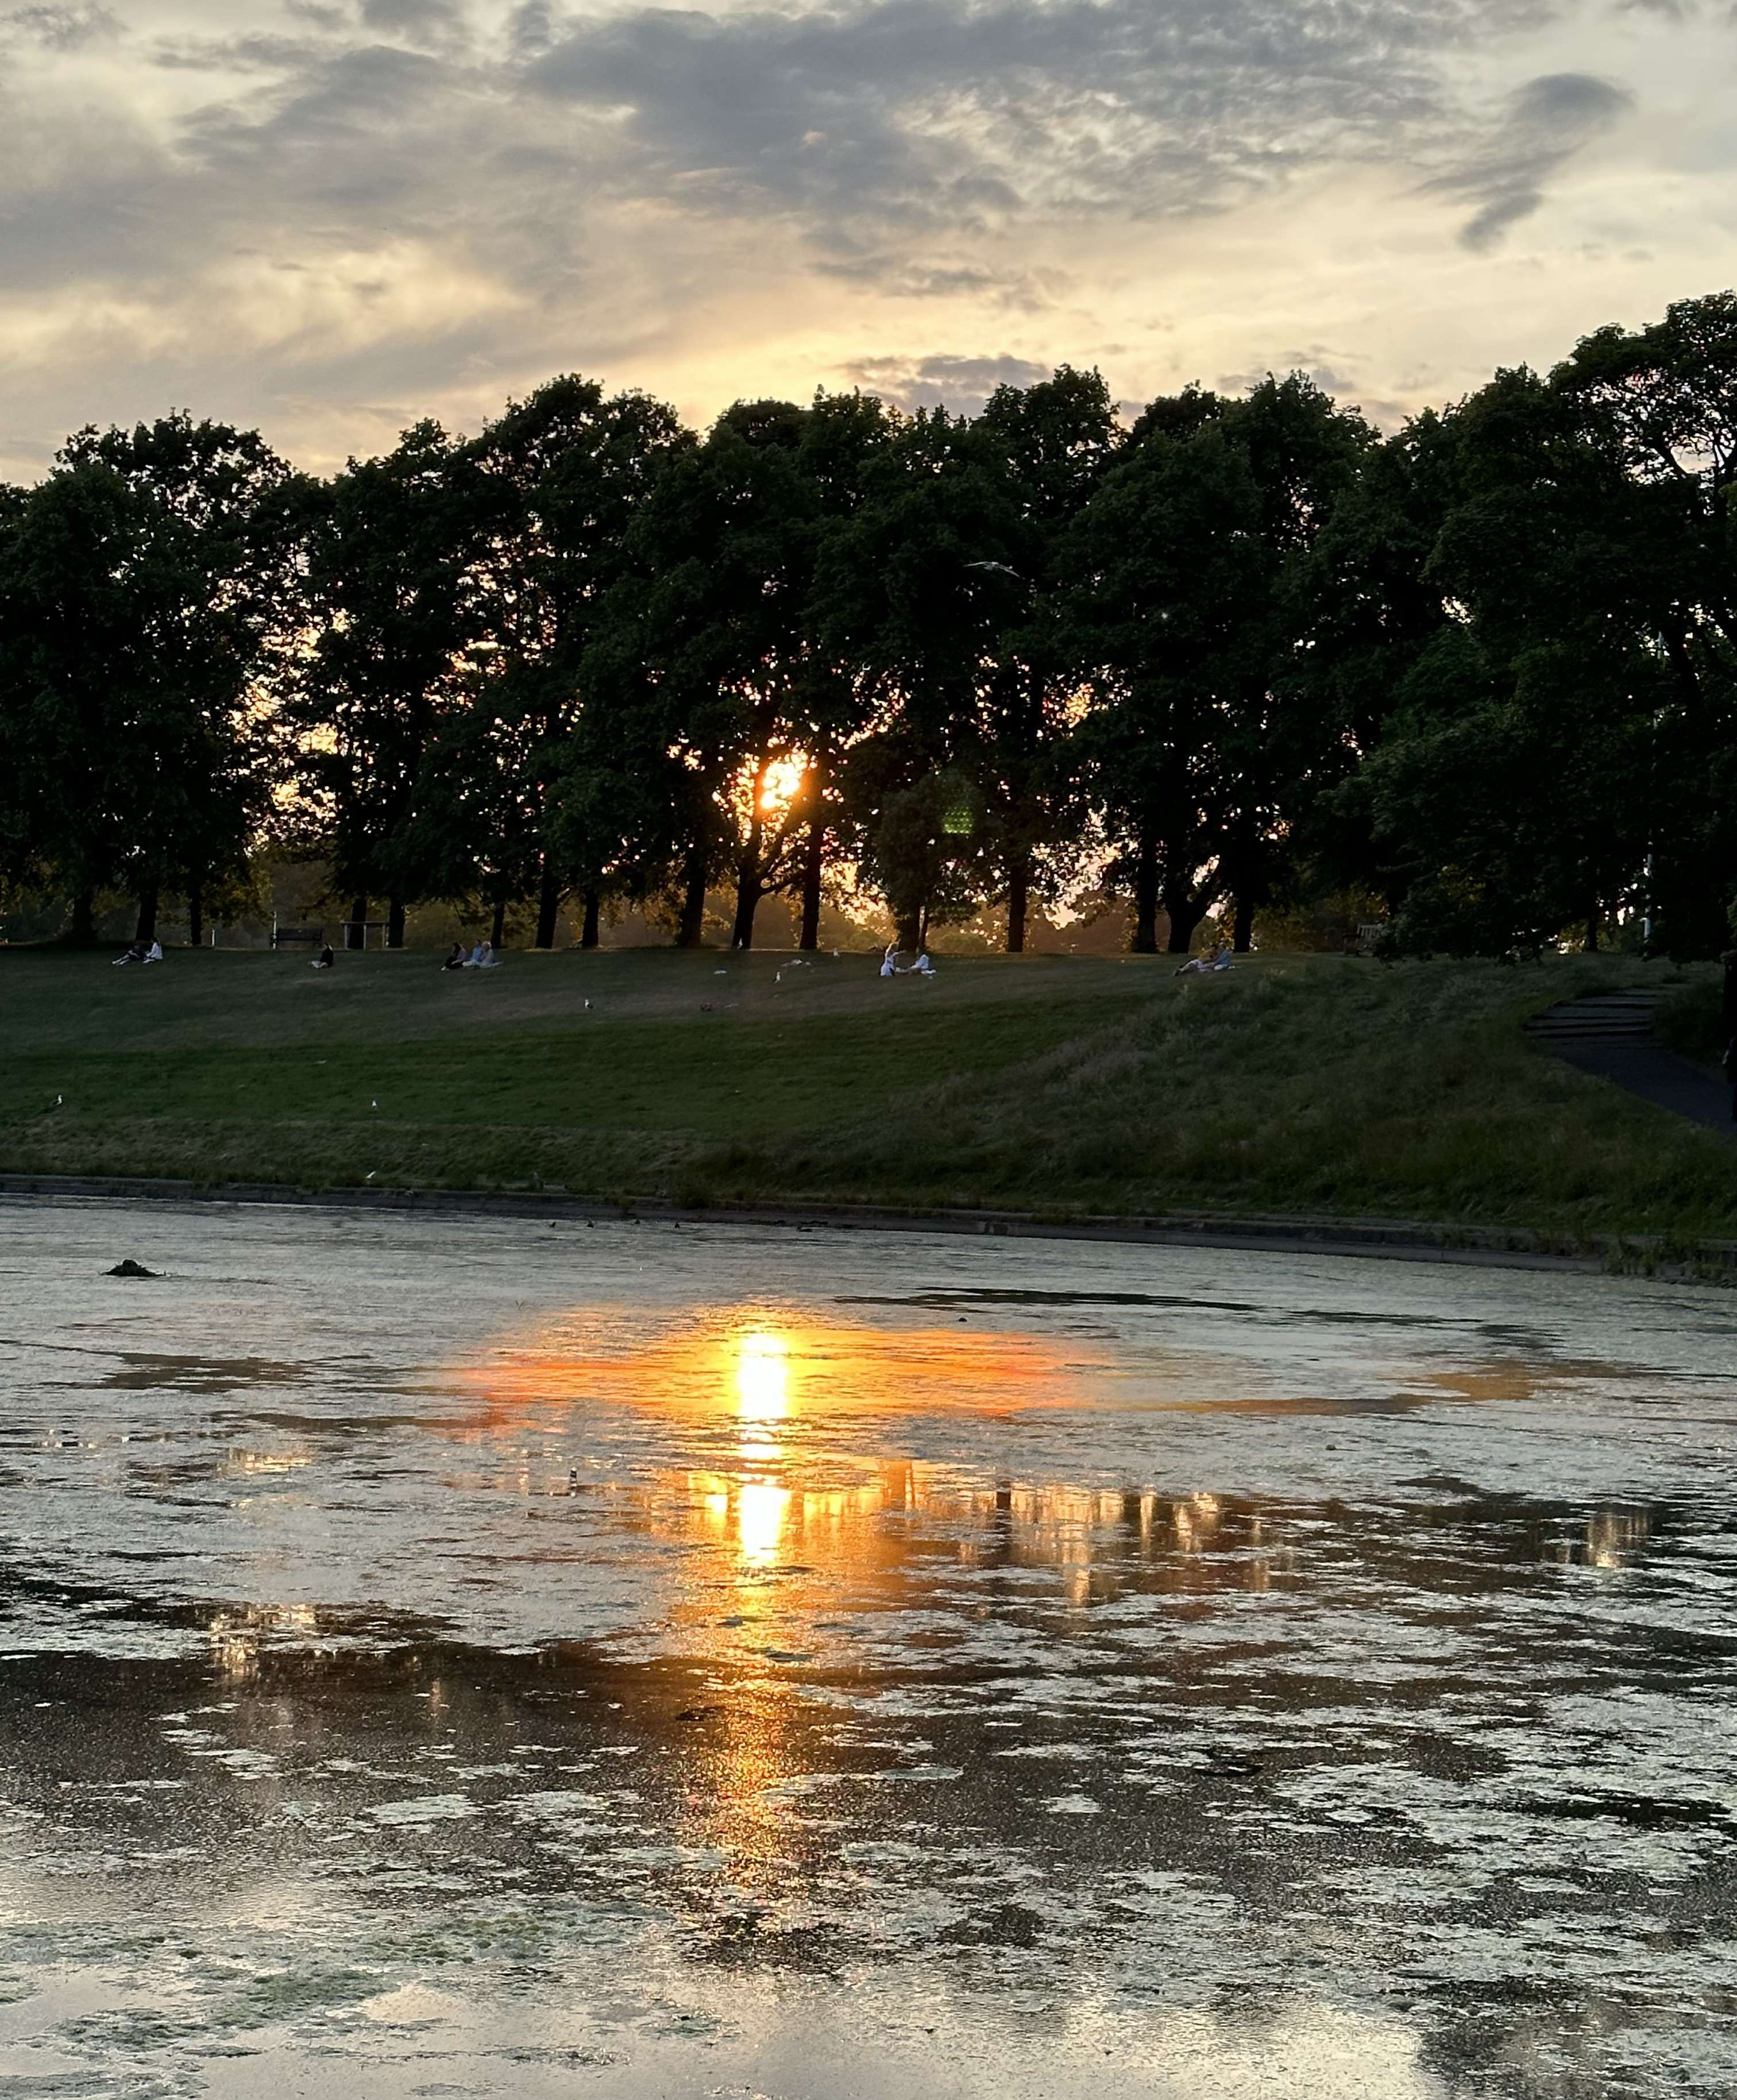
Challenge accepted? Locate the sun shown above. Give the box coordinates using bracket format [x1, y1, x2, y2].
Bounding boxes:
[757, 756, 807, 815]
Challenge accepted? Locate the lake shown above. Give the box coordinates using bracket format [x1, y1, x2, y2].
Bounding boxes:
[1, 1198, 1732, 2098]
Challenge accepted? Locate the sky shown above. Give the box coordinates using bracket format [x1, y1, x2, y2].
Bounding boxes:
[1, 0, 1734, 476]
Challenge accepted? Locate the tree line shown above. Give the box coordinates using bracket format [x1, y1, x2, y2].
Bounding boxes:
[2, 291, 1734, 959]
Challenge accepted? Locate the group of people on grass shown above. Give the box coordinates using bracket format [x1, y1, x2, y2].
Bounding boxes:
[1176, 941, 1234, 976]
[104, 936, 1240, 983]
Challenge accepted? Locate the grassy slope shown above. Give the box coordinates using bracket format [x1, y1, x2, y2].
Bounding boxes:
[1, 945, 1730, 1239]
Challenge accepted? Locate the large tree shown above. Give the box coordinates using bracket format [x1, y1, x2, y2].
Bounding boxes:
[596, 392, 891, 949]
[295, 422, 489, 948]
[0, 416, 295, 942]
[821, 368, 1115, 951]
[1363, 366, 1662, 954]
[443, 377, 689, 948]
[1064, 376, 1371, 952]
[1549, 294, 1737, 954]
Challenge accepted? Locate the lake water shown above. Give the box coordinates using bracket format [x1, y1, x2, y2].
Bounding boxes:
[1, 1198, 1733, 2098]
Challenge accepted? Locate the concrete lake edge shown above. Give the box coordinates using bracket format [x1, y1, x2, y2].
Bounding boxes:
[6, 1170, 1735, 1282]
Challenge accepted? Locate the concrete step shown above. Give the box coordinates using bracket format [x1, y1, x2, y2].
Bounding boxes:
[1525, 990, 1663, 1041]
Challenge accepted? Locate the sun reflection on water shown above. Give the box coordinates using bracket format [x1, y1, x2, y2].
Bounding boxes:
[733, 1330, 790, 1425]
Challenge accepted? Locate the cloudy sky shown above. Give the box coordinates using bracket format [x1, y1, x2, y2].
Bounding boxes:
[0, 0, 1732, 474]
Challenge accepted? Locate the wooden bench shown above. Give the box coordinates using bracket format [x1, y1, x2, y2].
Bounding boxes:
[271, 924, 326, 949]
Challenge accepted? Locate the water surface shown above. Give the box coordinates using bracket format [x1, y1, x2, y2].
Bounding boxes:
[1, 1199, 1733, 2097]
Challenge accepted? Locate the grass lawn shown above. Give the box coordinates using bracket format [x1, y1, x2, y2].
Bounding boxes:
[1, 943, 1732, 1242]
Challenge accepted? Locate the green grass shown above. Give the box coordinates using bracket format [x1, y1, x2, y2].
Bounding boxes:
[2, 944, 1732, 1242]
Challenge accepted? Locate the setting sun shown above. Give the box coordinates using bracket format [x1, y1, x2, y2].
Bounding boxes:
[756, 756, 807, 816]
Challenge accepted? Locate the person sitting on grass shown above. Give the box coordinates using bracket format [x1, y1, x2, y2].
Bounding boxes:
[141, 939, 163, 964]
[112, 941, 146, 966]
[910, 951, 937, 975]
[1176, 940, 1231, 977]
[468, 940, 499, 968]
[879, 943, 899, 978]
[312, 944, 334, 969]
[442, 941, 465, 971]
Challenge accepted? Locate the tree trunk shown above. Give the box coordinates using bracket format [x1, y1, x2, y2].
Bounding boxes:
[730, 867, 762, 950]
[535, 860, 560, 949]
[1165, 884, 1205, 955]
[1583, 912, 1599, 955]
[895, 902, 922, 952]
[346, 895, 367, 951]
[1006, 857, 1028, 954]
[1233, 893, 1254, 954]
[490, 895, 507, 949]
[134, 883, 159, 944]
[188, 882, 204, 951]
[68, 889, 96, 946]
[1132, 835, 1159, 953]
[798, 819, 824, 951]
[580, 887, 600, 950]
[387, 895, 406, 949]
[731, 813, 763, 949]
[677, 844, 708, 948]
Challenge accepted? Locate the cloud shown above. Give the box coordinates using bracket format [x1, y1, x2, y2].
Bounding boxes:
[360, 0, 467, 43]
[528, 0, 1535, 241]
[1430, 71, 1635, 250]
[1216, 349, 1413, 428]
[0, 0, 1702, 478]
[1, 3, 119, 47]
[844, 352, 1053, 415]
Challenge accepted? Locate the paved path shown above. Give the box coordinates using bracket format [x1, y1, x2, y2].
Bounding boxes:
[1526, 989, 1735, 1133]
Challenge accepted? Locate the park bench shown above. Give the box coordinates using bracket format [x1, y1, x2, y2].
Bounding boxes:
[338, 919, 395, 950]
[1348, 920, 1387, 955]
[271, 923, 326, 950]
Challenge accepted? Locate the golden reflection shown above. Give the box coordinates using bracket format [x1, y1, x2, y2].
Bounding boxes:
[735, 1479, 791, 1565]
[734, 1330, 790, 1423]
[208, 1602, 320, 1681]
[457, 1307, 1089, 1431]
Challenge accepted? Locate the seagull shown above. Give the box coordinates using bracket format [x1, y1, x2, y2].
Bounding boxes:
[370, 1098, 379, 1110]
[966, 559, 1022, 578]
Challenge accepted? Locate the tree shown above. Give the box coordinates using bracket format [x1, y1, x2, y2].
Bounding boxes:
[1063, 412, 1264, 952]
[820, 369, 1116, 951]
[1064, 377, 1371, 952]
[598, 393, 890, 949]
[295, 423, 489, 948]
[447, 378, 689, 948]
[1549, 294, 1737, 955]
[1365, 366, 1662, 954]
[0, 416, 294, 942]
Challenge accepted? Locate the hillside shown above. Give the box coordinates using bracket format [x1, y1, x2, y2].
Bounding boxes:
[1, 945, 1731, 1244]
